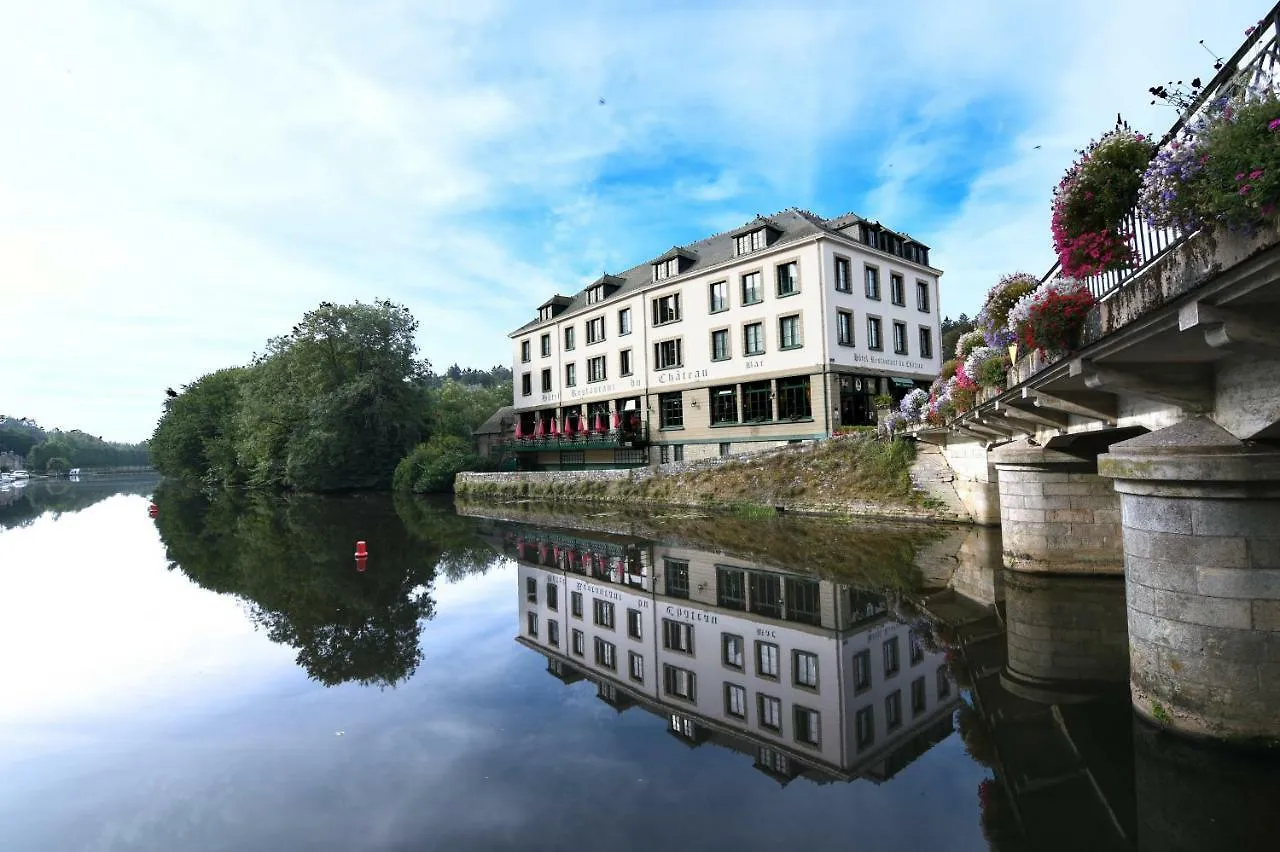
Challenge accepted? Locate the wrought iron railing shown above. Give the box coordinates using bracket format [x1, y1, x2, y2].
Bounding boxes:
[499, 421, 650, 453]
[1043, 4, 1280, 301]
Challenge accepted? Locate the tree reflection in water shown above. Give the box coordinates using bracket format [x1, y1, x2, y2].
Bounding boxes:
[153, 483, 494, 688]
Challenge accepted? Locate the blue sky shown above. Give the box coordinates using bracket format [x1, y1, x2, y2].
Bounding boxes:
[0, 0, 1265, 441]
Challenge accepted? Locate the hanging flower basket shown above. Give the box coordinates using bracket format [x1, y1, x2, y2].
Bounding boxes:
[1009, 278, 1096, 360]
[1052, 127, 1155, 278]
[977, 273, 1038, 347]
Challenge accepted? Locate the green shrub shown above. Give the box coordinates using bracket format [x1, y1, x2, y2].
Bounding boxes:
[872, 393, 895, 409]
[393, 435, 478, 493]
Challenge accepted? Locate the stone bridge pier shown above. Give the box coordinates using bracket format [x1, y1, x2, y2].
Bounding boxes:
[1098, 418, 1280, 743]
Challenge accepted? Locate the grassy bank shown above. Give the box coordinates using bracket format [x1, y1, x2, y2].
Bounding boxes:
[459, 435, 944, 521]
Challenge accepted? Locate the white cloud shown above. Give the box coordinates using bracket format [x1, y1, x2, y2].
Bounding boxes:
[0, 0, 1264, 438]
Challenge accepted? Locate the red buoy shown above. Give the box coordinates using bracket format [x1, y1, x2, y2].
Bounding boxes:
[354, 540, 368, 558]
[355, 556, 368, 573]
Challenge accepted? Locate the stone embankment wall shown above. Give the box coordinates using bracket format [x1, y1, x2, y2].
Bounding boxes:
[457, 439, 970, 524]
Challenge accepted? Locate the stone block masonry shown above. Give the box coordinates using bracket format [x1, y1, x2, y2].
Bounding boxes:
[993, 439, 1124, 576]
[1099, 417, 1280, 743]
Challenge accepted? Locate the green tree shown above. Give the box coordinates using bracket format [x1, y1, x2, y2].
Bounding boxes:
[393, 434, 477, 493]
[45, 456, 70, 475]
[150, 367, 247, 485]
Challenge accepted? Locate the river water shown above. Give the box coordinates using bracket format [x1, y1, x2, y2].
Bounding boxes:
[0, 479, 1276, 851]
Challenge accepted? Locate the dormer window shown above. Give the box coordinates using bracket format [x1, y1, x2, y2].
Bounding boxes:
[651, 250, 694, 282]
[538, 306, 552, 322]
[654, 258, 679, 281]
[586, 285, 605, 305]
[734, 229, 767, 256]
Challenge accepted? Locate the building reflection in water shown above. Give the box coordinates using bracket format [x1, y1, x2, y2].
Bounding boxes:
[502, 527, 960, 786]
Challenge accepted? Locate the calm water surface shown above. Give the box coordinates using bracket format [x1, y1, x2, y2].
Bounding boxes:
[1, 480, 1276, 852]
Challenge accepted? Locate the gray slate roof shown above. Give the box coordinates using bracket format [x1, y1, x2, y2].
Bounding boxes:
[511, 207, 929, 335]
[473, 405, 515, 436]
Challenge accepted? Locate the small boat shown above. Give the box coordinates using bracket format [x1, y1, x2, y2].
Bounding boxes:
[11, 470, 30, 480]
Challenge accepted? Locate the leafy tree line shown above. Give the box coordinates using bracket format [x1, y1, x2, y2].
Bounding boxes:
[150, 300, 512, 493]
[941, 314, 978, 361]
[0, 417, 150, 472]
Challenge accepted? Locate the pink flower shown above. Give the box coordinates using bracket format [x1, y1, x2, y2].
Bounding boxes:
[1236, 172, 1246, 181]
[1250, 169, 1264, 180]
[1240, 185, 1251, 195]
[1269, 118, 1280, 131]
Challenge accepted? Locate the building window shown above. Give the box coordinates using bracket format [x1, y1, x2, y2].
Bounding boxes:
[834, 256, 851, 292]
[571, 591, 583, 619]
[911, 676, 927, 716]
[662, 619, 694, 655]
[777, 377, 811, 420]
[719, 442, 731, 457]
[716, 567, 746, 609]
[521, 373, 532, 396]
[587, 356, 606, 383]
[742, 380, 771, 422]
[652, 293, 682, 326]
[546, 582, 558, 611]
[564, 327, 576, 352]
[886, 690, 903, 731]
[520, 340, 531, 362]
[586, 316, 605, 344]
[758, 694, 782, 731]
[836, 310, 853, 347]
[756, 641, 780, 679]
[865, 266, 881, 300]
[743, 322, 764, 356]
[722, 633, 744, 669]
[893, 321, 908, 355]
[778, 315, 802, 350]
[919, 327, 934, 359]
[540, 369, 552, 393]
[794, 651, 819, 689]
[571, 629, 585, 657]
[758, 747, 788, 776]
[854, 649, 872, 692]
[855, 705, 875, 749]
[734, 228, 766, 255]
[548, 620, 560, 647]
[595, 637, 617, 670]
[619, 349, 633, 376]
[725, 683, 747, 719]
[526, 611, 538, 637]
[750, 574, 782, 618]
[629, 652, 644, 682]
[618, 308, 632, 336]
[890, 273, 905, 306]
[867, 316, 883, 351]
[673, 444, 684, 462]
[526, 577, 537, 602]
[540, 333, 551, 357]
[708, 328, 731, 362]
[659, 392, 683, 429]
[794, 706, 820, 746]
[565, 363, 577, 387]
[663, 664, 697, 702]
[937, 664, 952, 700]
[776, 261, 799, 297]
[917, 280, 930, 312]
[593, 599, 616, 629]
[709, 280, 728, 313]
[664, 558, 690, 598]
[711, 386, 738, 424]
[625, 608, 643, 640]
[741, 271, 762, 305]
[909, 631, 926, 666]
[585, 285, 604, 305]
[883, 636, 901, 678]
[654, 338, 683, 369]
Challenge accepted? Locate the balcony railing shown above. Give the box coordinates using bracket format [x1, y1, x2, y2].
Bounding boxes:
[498, 421, 650, 453]
[1044, 7, 1280, 302]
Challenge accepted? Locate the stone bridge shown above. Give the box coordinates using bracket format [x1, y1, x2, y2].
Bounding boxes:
[913, 22, 1280, 745]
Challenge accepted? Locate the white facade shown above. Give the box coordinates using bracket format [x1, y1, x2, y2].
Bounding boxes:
[512, 529, 959, 783]
[505, 209, 942, 461]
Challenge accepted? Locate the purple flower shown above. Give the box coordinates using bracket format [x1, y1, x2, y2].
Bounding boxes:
[1270, 118, 1280, 131]
[1240, 185, 1251, 195]
[1236, 172, 1247, 181]
[1250, 169, 1265, 180]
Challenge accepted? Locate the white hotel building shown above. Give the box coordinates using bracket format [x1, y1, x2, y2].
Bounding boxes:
[507, 526, 959, 785]
[506, 208, 943, 468]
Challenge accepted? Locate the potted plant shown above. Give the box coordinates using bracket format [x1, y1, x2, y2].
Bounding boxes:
[1009, 277, 1096, 360]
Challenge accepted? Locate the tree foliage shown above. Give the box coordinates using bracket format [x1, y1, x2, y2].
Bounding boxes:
[393, 434, 478, 493]
[151, 300, 434, 492]
[941, 314, 977, 361]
